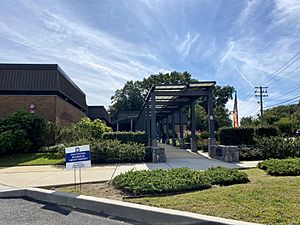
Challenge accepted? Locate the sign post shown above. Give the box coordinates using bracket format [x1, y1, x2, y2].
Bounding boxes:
[65, 145, 91, 190]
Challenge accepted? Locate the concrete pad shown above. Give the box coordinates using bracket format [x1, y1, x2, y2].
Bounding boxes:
[0, 165, 116, 188]
[232, 160, 262, 168]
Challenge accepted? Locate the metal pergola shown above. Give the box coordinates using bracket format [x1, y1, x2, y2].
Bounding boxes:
[135, 81, 216, 151]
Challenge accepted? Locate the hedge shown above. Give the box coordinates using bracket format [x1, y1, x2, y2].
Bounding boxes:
[67, 139, 145, 163]
[258, 158, 300, 176]
[112, 167, 249, 195]
[256, 136, 300, 159]
[239, 145, 263, 161]
[219, 127, 278, 145]
[102, 132, 148, 145]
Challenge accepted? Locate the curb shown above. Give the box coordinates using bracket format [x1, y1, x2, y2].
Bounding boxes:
[0, 188, 261, 225]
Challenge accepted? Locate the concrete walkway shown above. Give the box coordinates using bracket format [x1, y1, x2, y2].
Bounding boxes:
[0, 144, 259, 188]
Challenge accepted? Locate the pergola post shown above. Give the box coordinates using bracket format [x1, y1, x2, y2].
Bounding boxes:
[130, 118, 133, 131]
[116, 122, 119, 131]
[208, 92, 216, 152]
[146, 103, 151, 146]
[171, 113, 176, 146]
[158, 121, 161, 143]
[161, 120, 166, 143]
[150, 92, 157, 147]
[165, 117, 170, 144]
[190, 100, 197, 152]
[179, 108, 184, 149]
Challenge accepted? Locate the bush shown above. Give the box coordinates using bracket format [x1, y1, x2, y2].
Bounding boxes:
[102, 131, 148, 145]
[39, 144, 65, 153]
[219, 127, 255, 145]
[258, 158, 300, 176]
[219, 127, 278, 146]
[239, 145, 263, 161]
[199, 131, 209, 139]
[204, 167, 249, 185]
[0, 111, 54, 155]
[254, 126, 278, 138]
[112, 167, 249, 195]
[65, 139, 145, 164]
[57, 117, 112, 144]
[256, 136, 300, 159]
[197, 139, 208, 151]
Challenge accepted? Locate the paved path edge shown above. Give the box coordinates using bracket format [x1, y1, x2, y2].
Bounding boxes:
[0, 188, 261, 225]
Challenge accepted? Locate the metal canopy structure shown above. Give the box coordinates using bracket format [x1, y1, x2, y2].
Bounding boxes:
[135, 81, 216, 151]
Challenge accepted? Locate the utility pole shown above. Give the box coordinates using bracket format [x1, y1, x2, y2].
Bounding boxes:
[255, 86, 268, 126]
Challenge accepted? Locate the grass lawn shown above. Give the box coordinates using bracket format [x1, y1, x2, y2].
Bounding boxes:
[128, 169, 300, 225]
[0, 153, 65, 166]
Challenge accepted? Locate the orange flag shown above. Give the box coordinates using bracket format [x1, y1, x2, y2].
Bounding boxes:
[232, 92, 239, 128]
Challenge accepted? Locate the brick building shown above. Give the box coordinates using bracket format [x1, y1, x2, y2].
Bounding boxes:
[0, 64, 87, 126]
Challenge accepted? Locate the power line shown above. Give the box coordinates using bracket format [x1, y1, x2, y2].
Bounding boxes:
[266, 85, 300, 102]
[238, 88, 255, 111]
[260, 50, 300, 85]
[267, 63, 300, 87]
[265, 94, 300, 109]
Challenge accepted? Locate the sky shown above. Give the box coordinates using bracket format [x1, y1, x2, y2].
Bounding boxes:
[1, 0, 300, 119]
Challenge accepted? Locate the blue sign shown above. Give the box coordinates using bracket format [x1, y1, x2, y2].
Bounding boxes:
[65, 145, 91, 170]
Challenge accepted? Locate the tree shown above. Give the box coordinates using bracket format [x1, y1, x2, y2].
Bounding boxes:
[240, 116, 260, 127]
[109, 71, 235, 130]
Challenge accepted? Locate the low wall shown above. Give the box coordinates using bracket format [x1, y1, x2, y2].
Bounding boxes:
[209, 145, 239, 162]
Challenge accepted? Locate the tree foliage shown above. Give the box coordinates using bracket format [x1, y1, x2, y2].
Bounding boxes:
[240, 102, 300, 135]
[109, 71, 235, 130]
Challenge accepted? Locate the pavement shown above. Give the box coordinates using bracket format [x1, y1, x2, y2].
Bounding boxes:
[0, 143, 260, 188]
[0, 197, 145, 225]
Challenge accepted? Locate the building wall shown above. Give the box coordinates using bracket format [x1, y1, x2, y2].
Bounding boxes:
[0, 95, 85, 126]
[0, 95, 57, 122]
[55, 96, 86, 127]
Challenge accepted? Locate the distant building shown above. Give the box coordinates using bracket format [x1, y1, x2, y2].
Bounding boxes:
[0, 64, 89, 126]
[112, 111, 140, 131]
[87, 106, 111, 126]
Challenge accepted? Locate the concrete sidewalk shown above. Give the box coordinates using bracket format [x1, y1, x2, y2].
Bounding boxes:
[0, 144, 260, 188]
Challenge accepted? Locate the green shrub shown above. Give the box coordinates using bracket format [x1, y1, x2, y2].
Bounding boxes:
[199, 131, 209, 139]
[219, 127, 278, 146]
[65, 139, 145, 164]
[204, 167, 250, 185]
[219, 127, 255, 145]
[258, 158, 300, 176]
[57, 117, 112, 144]
[113, 168, 211, 195]
[197, 139, 208, 151]
[0, 111, 54, 155]
[239, 145, 263, 161]
[39, 144, 65, 153]
[254, 126, 278, 138]
[91, 140, 145, 163]
[102, 131, 148, 145]
[256, 137, 300, 159]
[112, 167, 249, 195]
[0, 129, 32, 154]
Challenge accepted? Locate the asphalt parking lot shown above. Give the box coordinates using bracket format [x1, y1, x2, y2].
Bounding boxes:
[0, 197, 145, 225]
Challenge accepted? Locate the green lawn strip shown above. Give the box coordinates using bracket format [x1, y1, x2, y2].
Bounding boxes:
[127, 169, 300, 225]
[0, 152, 65, 166]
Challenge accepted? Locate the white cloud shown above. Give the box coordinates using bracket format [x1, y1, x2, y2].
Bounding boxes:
[0, 0, 172, 107]
[177, 32, 201, 57]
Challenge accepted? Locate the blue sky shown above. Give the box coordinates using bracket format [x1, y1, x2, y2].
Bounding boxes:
[1, 0, 300, 119]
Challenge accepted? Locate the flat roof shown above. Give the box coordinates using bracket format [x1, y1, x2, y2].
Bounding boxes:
[0, 63, 87, 111]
